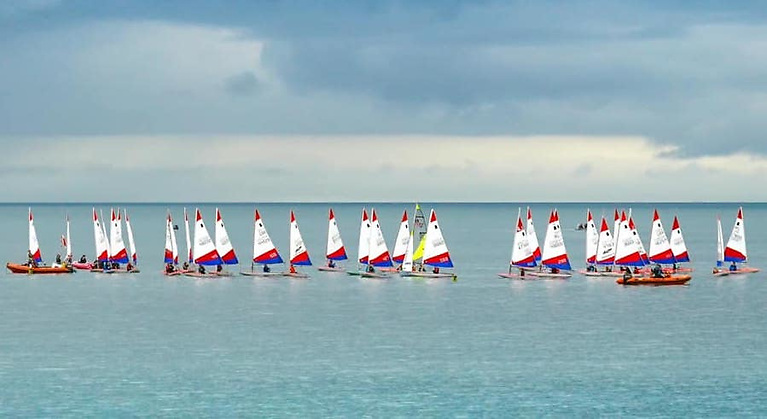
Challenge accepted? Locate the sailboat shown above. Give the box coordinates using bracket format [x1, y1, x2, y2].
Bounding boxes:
[648, 209, 675, 265]
[163, 212, 180, 275]
[408, 209, 456, 279]
[400, 231, 415, 274]
[286, 210, 312, 278]
[412, 204, 428, 271]
[185, 208, 223, 277]
[7, 208, 73, 274]
[391, 210, 410, 267]
[585, 209, 598, 268]
[108, 208, 129, 267]
[214, 208, 238, 276]
[183, 208, 193, 267]
[669, 216, 692, 271]
[722, 207, 759, 274]
[526, 207, 542, 263]
[91, 208, 111, 272]
[713, 216, 730, 276]
[591, 216, 618, 276]
[361, 208, 394, 278]
[106, 209, 137, 273]
[241, 209, 284, 277]
[628, 214, 650, 265]
[530, 209, 572, 278]
[498, 208, 537, 279]
[124, 210, 139, 272]
[347, 208, 371, 276]
[318, 208, 347, 272]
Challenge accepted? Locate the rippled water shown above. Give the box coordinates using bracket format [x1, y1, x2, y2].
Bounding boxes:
[1, 203, 766, 416]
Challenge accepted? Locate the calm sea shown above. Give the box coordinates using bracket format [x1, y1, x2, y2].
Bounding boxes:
[1, 203, 766, 416]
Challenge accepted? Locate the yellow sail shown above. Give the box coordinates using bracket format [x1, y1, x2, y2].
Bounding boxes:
[413, 235, 426, 261]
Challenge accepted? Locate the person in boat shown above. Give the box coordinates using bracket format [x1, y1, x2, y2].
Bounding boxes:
[672, 263, 678, 272]
[520, 269, 525, 277]
[263, 264, 271, 273]
[633, 266, 640, 274]
[55, 254, 62, 264]
[551, 267, 560, 274]
[126, 262, 134, 272]
[182, 262, 189, 271]
[79, 255, 88, 263]
[327, 260, 336, 268]
[433, 267, 440, 274]
[586, 265, 597, 272]
[651, 264, 664, 279]
[605, 266, 612, 272]
[216, 264, 223, 273]
[198, 264, 206, 274]
[366, 264, 375, 273]
[289, 264, 297, 274]
[27, 250, 36, 267]
[165, 263, 175, 274]
[729, 261, 737, 272]
[622, 268, 633, 281]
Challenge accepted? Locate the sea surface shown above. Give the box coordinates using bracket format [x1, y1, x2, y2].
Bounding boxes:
[1, 202, 766, 417]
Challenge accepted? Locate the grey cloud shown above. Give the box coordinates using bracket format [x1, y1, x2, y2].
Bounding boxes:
[224, 71, 261, 97]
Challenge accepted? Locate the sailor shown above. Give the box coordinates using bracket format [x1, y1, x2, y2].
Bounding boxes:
[79, 255, 88, 263]
[55, 254, 62, 264]
[290, 264, 297, 274]
[182, 262, 189, 271]
[651, 264, 664, 278]
[729, 262, 737, 272]
[198, 264, 206, 274]
[216, 264, 223, 273]
[433, 267, 440, 274]
[328, 260, 336, 268]
[622, 268, 633, 282]
[263, 264, 271, 273]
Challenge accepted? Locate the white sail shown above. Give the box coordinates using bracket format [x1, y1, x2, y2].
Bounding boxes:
[28, 208, 42, 263]
[511, 208, 535, 267]
[724, 207, 747, 262]
[716, 216, 725, 267]
[585, 209, 598, 264]
[93, 208, 109, 262]
[326, 208, 347, 260]
[193, 208, 221, 266]
[170, 212, 179, 264]
[648, 209, 674, 264]
[614, 211, 642, 266]
[541, 210, 570, 270]
[401, 231, 414, 272]
[669, 216, 690, 263]
[526, 207, 542, 261]
[392, 210, 410, 264]
[124, 210, 137, 264]
[357, 208, 370, 264]
[290, 210, 311, 265]
[595, 216, 615, 265]
[367, 209, 392, 267]
[423, 209, 453, 268]
[109, 208, 129, 263]
[215, 208, 238, 265]
[184, 208, 192, 263]
[252, 209, 283, 264]
[164, 213, 174, 264]
[65, 214, 72, 260]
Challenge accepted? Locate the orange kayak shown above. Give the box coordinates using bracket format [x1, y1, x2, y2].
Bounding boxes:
[616, 274, 691, 285]
[6, 263, 74, 274]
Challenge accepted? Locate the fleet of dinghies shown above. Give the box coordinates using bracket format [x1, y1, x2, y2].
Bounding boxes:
[6, 205, 760, 285]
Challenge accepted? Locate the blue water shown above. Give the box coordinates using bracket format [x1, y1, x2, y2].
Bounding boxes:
[1, 203, 766, 416]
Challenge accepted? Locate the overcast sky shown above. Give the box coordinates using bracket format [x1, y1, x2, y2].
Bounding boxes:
[2, 0, 767, 202]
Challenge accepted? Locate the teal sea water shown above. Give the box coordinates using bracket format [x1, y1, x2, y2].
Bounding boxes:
[2, 203, 767, 416]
